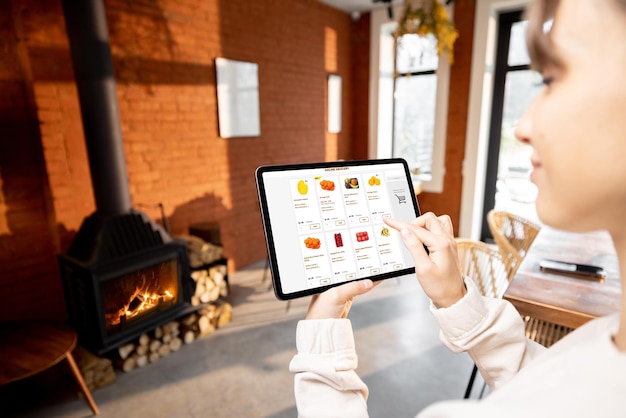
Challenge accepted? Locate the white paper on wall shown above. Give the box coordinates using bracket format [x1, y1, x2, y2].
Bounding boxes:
[215, 57, 260, 138]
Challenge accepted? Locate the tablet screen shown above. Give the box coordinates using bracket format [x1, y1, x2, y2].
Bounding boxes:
[256, 158, 421, 300]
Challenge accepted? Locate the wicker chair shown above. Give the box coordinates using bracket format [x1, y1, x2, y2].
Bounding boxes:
[456, 238, 510, 399]
[456, 238, 509, 299]
[487, 210, 541, 279]
[456, 236, 573, 399]
[521, 315, 573, 347]
[486, 211, 574, 349]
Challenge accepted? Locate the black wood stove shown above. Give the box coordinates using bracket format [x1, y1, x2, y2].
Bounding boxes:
[57, 0, 192, 354]
[58, 212, 192, 355]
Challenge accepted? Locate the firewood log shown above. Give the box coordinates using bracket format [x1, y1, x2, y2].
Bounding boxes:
[219, 279, 228, 297]
[149, 339, 162, 353]
[197, 314, 215, 336]
[138, 333, 150, 346]
[169, 337, 183, 352]
[183, 330, 195, 344]
[135, 354, 148, 368]
[115, 356, 137, 373]
[117, 343, 135, 360]
[209, 286, 220, 302]
[95, 368, 117, 388]
[200, 304, 217, 319]
[195, 281, 206, 295]
[162, 321, 179, 335]
[180, 313, 199, 337]
[209, 266, 225, 287]
[157, 343, 170, 357]
[135, 344, 149, 356]
[153, 326, 163, 339]
[217, 302, 233, 327]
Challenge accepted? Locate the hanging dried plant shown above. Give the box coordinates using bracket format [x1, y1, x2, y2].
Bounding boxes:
[395, 0, 459, 63]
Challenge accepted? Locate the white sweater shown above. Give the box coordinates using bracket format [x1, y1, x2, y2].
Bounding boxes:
[290, 277, 626, 417]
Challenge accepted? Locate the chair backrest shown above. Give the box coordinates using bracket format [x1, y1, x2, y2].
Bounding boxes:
[455, 238, 510, 299]
[487, 210, 541, 279]
[522, 315, 573, 347]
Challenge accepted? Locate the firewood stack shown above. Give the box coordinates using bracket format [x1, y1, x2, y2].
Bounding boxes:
[112, 321, 184, 372]
[176, 234, 229, 304]
[111, 301, 233, 373]
[177, 234, 224, 269]
[190, 263, 228, 305]
[72, 345, 117, 390]
[179, 301, 233, 340]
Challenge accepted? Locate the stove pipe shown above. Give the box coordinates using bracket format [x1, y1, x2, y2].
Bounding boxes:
[61, 0, 131, 215]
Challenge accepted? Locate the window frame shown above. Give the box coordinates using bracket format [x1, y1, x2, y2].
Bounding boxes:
[458, 0, 530, 239]
[368, 5, 452, 194]
[480, 9, 532, 242]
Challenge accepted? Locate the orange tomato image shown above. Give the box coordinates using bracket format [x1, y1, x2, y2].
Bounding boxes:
[319, 180, 335, 191]
[304, 237, 321, 249]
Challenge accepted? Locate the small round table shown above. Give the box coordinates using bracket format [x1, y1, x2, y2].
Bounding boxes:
[0, 320, 99, 415]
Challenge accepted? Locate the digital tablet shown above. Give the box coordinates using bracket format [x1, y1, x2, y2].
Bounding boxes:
[256, 158, 422, 300]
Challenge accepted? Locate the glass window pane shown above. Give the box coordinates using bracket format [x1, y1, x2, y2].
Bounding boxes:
[396, 34, 438, 74]
[496, 70, 542, 205]
[507, 20, 530, 66]
[393, 74, 437, 177]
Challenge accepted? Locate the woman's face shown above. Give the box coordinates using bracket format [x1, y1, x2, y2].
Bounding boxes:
[515, 0, 626, 233]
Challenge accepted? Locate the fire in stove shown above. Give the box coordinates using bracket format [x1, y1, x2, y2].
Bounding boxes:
[106, 281, 174, 328]
[102, 258, 180, 333]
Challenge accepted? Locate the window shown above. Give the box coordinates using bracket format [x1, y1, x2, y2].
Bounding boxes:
[371, 9, 452, 194]
[393, 33, 439, 182]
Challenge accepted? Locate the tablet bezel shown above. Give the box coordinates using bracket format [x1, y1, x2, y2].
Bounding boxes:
[256, 158, 421, 300]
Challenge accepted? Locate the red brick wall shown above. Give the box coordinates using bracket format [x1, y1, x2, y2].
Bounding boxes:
[0, 0, 367, 321]
[1, 0, 475, 323]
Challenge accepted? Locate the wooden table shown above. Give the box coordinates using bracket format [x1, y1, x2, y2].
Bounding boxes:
[503, 227, 622, 329]
[0, 320, 99, 415]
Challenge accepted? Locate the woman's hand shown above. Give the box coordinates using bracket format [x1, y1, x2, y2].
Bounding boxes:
[306, 279, 380, 320]
[383, 212, 465, 309]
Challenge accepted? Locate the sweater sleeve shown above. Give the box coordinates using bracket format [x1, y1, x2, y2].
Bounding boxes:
[290, 318, 369, 418]
[431, 277, 545, 389]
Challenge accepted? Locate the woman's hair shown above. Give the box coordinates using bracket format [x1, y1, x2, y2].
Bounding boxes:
[525, 0, 626, 72]
[524, 0, 560, 72]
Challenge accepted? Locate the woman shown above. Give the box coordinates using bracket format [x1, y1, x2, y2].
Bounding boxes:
[290, 0, 626, 416]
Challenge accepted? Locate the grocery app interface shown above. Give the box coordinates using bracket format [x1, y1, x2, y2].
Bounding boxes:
[261, 161, 418, 296]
